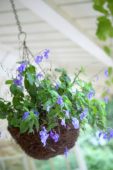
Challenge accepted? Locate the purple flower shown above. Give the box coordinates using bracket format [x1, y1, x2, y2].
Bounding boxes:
[72, 117, 79, 129]
[109, 129, 113, 139]
[22, 112, 29, 120]
[80, 108, 88, 120]
[104, 129, 113, 140]
[104, 69, 109, 77]
[61, 118, 66, 127]
[39, 127, 49, 146]
[17, 62, 27, 73]
[14, 74, 23, 86]
[64, 147, 68, 158]
[43, 49, 50, 59]
[87, 90, 94, 100]
[14, 79, 22, 86]
[98, 131, 103, 138]
[104, 96, 109, 104]
[57, 96, 63, 106]
[98, 131, 109, 140]
[98, 130, 113, 141]
[36, 72, 43, 79]
[35, 55, 43, 64]
[50, 131, 59, 142]
[34, 111, 39, 116]
[103, 132, 108, 140]
[55, 83, 59, 90]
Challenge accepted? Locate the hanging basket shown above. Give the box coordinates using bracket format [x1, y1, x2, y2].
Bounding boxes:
[8, 124, 79, 160]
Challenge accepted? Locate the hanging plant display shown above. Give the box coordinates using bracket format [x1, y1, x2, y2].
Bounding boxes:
[0, 0, 109, 160]
[0, 50, 107, 159]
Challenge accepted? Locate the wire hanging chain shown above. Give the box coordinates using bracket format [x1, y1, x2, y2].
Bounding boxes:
[9, 0, 23, 34]
[9, 0, 29, 61]
[9, 0, 47, 75]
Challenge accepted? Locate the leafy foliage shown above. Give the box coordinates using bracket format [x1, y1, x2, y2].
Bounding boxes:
[93, 1, 113, 119]
[93, 0, 113, 54]
[96, 16, 113, 41]
[0, 56, 107, 135]
[79, 130, 113, 170]
[103, 46, 112, 56]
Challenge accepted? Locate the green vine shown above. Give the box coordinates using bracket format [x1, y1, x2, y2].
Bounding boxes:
[93, 0, 113, 56]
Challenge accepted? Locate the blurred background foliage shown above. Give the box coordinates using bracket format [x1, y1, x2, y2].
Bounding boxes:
[79, 97, 113, 170]
[93, 0, 113, 56]
[80, 97, 113, 170]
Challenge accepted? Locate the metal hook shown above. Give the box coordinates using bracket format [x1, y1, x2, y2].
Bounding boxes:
[18, 32, 27, 42]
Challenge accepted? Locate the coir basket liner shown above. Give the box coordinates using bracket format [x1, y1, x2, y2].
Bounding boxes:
[8, 124, 79, 160]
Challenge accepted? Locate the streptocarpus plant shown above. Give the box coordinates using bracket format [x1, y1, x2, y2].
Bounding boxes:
[0, 49, 107, 158]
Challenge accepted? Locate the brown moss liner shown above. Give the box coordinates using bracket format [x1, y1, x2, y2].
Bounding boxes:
[8, 125, 79, 160]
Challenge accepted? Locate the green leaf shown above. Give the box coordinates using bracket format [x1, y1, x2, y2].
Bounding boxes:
[103, 46, 112, 56]
[26, 72, 35, 85]
[12, 96, 23, 110]
[49, 90, 58, 97]
[108, 67, 113, 76]
[34, 118, 39, 130]
[60, 72, 71, 86]
[25, 65, 36, 74]
[20, 121, 29, 133]
[47, 122, 58, 131]
[5, 80, 13, 85]
[24, 65, 36, 86]
[111, 77, 113, 83]
[102, 91, 108, 98]
[9, 117, 21, 128]
[63, 95, 72, 107]
[93, 0, 108, 15]
[55, 68, 65, 73]
[10, 84, 24, 96]
[43, 100, 53, 110]
[107, 0, 113, 16]
[24, 75, 37, 100]
[0, 100, 8, 119]
[28, 119, 35, 133]
[96, 16, 113, 40]
[105, 80, 111, 86]
[23, 98, 34, 109]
